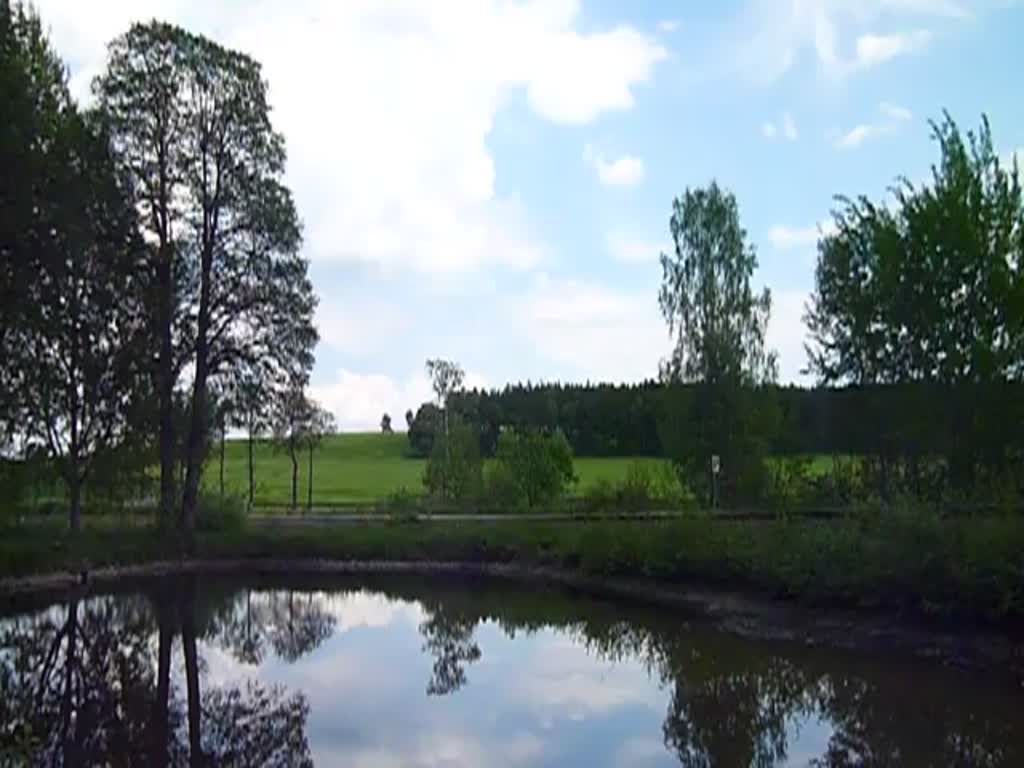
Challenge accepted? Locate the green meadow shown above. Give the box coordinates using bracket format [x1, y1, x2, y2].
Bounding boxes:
[206, 431, 836, 508]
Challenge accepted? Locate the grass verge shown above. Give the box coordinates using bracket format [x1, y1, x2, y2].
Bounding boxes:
[3, 514, 1023, 623]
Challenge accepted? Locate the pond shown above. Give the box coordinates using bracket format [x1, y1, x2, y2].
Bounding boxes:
[1, 573, 1022, 767]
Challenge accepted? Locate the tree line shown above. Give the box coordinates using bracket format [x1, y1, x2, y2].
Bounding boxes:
[1, 3, 330, 532]
[408, 114, 1024, 509]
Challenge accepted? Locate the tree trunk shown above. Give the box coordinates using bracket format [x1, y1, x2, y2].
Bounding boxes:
[247, 419, 255, 508]
[152, 603, 174, 768]
[181, 239, 214, 539]
[60, 599, 79, 766]
[307, 443, 313, 514]
[67, 465, 82, 533]
[219, 421, 226, 507]
[290, 445, 298, 512]
[158, 249, 176, 528]
[181, 583, 203, 767]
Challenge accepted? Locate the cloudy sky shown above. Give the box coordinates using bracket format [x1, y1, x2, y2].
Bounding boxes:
[34, 0, 1024, 429]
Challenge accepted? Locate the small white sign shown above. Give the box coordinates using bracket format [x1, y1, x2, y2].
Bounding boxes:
[711, 455, 721, 475]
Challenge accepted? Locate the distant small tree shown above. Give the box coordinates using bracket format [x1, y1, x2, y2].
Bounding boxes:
[272, 386, 313, 512]
[405, 402, 441, 458]
[423, 418, 482, 505]
[425, 359, 465, 497]
[380, 413, 393, 433]
[304, 403, 335, 513]
[491, 428, 575, 509]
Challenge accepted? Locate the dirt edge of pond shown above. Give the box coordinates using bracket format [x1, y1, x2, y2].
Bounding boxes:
[2, 558, 1022, 685]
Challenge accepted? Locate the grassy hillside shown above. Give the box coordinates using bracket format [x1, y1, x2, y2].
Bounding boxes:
[208, 432, 666, 507]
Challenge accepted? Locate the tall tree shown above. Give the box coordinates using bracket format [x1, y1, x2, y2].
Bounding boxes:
[425, 359, 465, 499]
[807, 113, 1024, 496]
[658, 182, 777, 505]
[1, 4, 149, 529]
[96, 22, 317, 537]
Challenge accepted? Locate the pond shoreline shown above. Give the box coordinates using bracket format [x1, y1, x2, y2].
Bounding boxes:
[3, 557, 1022, 686]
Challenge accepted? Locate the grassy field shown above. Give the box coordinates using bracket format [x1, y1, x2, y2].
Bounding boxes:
[207, 432, 672, 507]
[207, 432, 838, 508]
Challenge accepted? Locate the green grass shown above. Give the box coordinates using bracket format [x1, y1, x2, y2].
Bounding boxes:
[209, 432, 672, 507]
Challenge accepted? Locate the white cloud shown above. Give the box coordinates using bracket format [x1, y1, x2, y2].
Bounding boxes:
[309, 368, 487, 432]
[767, 221, 836, 250]
[763, 113, 797, 141]
[605, 232, 665, 264]
[854, 29, 931, 69]
[782, 111, 799, 140]
[767, 289, 812, 384]
[879, 101, 913, 121]
[35, 0, 665, 277]
[584, 145, 646, 187]
[733, 0, 977, 82]
[657, 19, 679, 33]
[315, 301, 411, 356]
[513, 275, 666, 382]
[836, 101, 912, 149]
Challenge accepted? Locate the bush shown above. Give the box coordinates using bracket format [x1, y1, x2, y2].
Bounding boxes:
[196, 493, 247, 532]
[384, 487, 421, 521]
[492, 428, 575, 509]
[423, 418, 483, 505]
[581, 461, 692, 515]
[765, 456, 814, 515]
[483, 461, 526, 511]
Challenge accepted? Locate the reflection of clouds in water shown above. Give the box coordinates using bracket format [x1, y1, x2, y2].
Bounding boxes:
[195, 589, 668, 767]
[510, 630, 664, 723]
[315, 730, 544, 768]
[325, 589, 426, 633]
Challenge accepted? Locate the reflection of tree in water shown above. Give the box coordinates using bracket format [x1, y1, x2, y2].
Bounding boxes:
[3, 575, 1022, 767]
[0, 578, 316, 767]
[419, 603, 482, 696]
[208, 589, 336, 665]
[657, 641, 814, 768]
[389, 578, 1024, 768]
[810, 672, 1022, 768]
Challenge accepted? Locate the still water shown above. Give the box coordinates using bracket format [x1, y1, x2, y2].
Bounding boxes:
[1, 573, 1021, 767]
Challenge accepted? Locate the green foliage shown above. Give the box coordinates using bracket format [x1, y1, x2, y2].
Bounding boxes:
[96, 19, 317, 531]
[195, 493, 247, 532]
[483, 460, 524, 510]
[657, 183, 779, 507]
[492, 428, 576, 509]
[807, 113, 1024, 502]
[384, 487, 420, 521]
[5, 514, 1024, 621]
[405, 402, 441, 458]
[582, 460, 691, 514]
[423, 418, 483, 504]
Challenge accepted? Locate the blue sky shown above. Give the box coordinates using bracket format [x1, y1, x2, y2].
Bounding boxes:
[37, 0, 1024, 429]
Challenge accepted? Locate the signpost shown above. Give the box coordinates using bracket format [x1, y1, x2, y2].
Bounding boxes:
[710, 454, 720, 510]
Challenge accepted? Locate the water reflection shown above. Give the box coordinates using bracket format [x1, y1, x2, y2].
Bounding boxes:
[0, 574, 1021, 767]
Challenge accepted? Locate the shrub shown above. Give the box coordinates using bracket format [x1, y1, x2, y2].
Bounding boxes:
[492, 428, 576, 509]
[484, 461, 526, 511]
[384, 487, 421, 521]
[195, 493, 247, 532]
[423, 418, 483, 505]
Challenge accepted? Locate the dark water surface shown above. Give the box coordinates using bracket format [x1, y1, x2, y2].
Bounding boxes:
[1, 573, 1021, 767]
